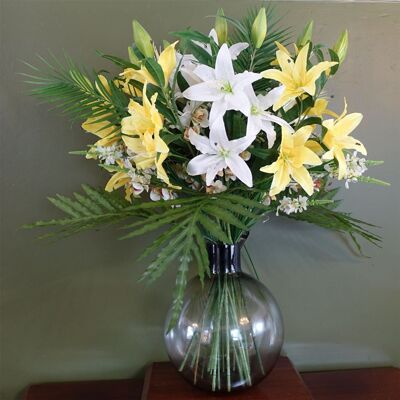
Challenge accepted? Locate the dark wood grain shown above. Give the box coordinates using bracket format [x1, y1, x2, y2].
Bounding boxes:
[23, 363, 400, 400]
[24, 378, 143, 400]
[142, 357, 313, 400]
[302, 367, 400, 400]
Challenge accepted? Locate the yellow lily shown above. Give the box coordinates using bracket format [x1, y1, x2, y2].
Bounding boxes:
[262, 43, 337, 111]
[322, 99, 366, 179]
[271, 41, 298, 66]
[260, 125, 322, 196]
[105, 171, 133, 201]
[82, 75, 121, 148]
[120, 41, 178, 88]
[306, 98, 338, 119]
[121, 84, 173, 187]
[82, 116, 120, 148]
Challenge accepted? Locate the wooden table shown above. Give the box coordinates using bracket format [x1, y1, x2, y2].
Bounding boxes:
[142, 357, 312, 399]
[24, 357, 400, 400]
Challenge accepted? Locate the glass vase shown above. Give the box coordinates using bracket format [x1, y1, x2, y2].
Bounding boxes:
[164, 238, 284, 392]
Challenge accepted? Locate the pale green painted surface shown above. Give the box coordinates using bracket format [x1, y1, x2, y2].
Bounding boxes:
[1, 1, 399, 399]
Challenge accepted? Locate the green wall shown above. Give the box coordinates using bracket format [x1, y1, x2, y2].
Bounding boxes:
[1, 1, 399, 399]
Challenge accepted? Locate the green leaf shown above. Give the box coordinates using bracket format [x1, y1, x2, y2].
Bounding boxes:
[198, 213, 232, 243]
[143, 58, 165, 87]
[171, 29, 211, 44]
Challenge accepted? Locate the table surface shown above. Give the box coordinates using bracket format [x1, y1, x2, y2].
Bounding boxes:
[142, 357, 312, 399]
[24, 360, 400, 400]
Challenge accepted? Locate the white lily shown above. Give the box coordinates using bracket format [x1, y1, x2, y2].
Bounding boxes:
[196, 29, 249, 60]
[182, 44, 261, 124]
[243, 86, 294, 147]
[187, 118, 255, 187]
[177, 53, 201, 87]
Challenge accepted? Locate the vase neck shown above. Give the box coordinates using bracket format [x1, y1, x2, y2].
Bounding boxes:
[206, 242, 242, 275]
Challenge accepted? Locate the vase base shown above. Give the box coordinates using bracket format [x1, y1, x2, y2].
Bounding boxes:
[142, 357, 312, 399]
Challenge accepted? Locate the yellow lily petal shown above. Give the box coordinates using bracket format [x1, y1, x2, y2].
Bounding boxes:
[334, 148, 347, 180]
[269, 162, 291, 196]
[276, 50, 293, 75]
[293, 125, 314, 146]
[303, 61, 337, 95]
[105, 172, 130, 192]
[120, 67, 157, 86]
[291, 165, 314, 195]
[298, 146, 322, 166]
[305, 140, 324, 155]
[293, 43, 309, 84]
[157, 41, 178, 84]
[261, 69, 293, 86]
[275, 41, 291, 56]
[260, 160, 280, 174]
[261, 124, 320, 196]
[334, 113, 363, 137]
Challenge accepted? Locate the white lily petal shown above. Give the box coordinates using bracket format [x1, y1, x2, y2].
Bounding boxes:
[180, 68, 202, 87]
[229, 43, 249, 60]
[209, 29, 219, 45]
[209, 98, 228, 125]
[188, 154, 216, 176]
[228, 92, 250, 115]
[246, 114, 263, 136]
[193, 64, 216, 82]
[215, 43, 235, 81]
[233, 71, 262, 90]
[226, 154, 253, 187]
[260, 120, 277, 148]
[183, 81, 222, 102]
[206, 159, 226, 186]
[257, 86, 285, 110]
[209, 117, 230, 149]
[229, 134, 256, 154]
[188, 129, 216, 154]
[263, 113, 294, 132]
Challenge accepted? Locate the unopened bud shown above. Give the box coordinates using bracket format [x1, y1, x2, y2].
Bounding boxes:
[132, 20, 154, 58]
[251, 8, 267, 49]
[333, 29, 349, 64]
[128, 46, 140, 66]
[215, 8, 228, 44]
[296, 20, 314, 48]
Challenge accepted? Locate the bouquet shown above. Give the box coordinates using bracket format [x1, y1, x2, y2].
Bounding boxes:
[24, 7, 387, 383]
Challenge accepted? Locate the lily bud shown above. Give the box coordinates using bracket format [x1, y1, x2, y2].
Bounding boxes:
[132, 20, 154, 58]
[251, 8, 267, 49]
[333, 29, 349, 64]
[127, 46, 140, 66]
[296, 20, 314, 48]
[215, 8, 228, 44]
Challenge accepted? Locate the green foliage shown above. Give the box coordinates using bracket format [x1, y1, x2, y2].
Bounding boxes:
[230, 5, 291, 79]
[289, 206, 381, 254]
[24, 185, 272, 327]
[21, 54, 129, 125]
[23, 185, 139, 238]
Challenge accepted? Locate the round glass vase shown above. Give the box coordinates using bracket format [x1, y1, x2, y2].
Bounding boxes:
[164, 239, 284, 392]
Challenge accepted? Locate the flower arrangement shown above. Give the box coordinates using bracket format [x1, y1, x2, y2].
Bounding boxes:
[24, 6, 388, 332]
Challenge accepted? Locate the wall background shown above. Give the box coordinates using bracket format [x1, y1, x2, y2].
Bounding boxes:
[1, 1, 399, 399]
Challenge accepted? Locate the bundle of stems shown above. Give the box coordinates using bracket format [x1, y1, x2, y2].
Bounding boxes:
[179, 274, 264, 392]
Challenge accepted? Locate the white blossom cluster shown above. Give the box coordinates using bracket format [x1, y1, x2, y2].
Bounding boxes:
[276, 195, 308, 215]
[325, 151, 367, 189]
[95, 144, 124, 165]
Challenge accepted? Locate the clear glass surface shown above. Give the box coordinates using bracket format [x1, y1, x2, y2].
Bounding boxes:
[164, 272, 284, 392]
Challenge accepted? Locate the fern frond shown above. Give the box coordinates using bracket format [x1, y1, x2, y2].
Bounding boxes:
[23, 185, 140, 237]
[21, 54, 129, 124]
[289, 206, 382, 252]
